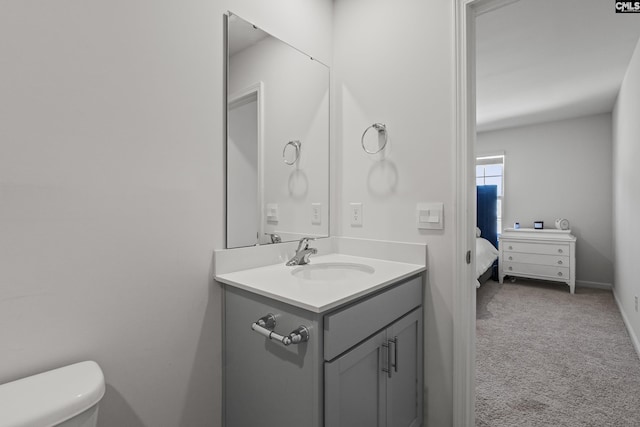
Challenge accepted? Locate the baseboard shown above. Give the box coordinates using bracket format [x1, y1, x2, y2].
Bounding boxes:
[576, 280, 612, 290]
[613, 290, 640, 361]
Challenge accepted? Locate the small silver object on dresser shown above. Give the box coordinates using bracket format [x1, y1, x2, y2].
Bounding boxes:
[286, 237, 318, 266]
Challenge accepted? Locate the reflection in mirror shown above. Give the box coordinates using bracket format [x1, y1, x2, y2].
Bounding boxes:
[226, 13, 330, 249]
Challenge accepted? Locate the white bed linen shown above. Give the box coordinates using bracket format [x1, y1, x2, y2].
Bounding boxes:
[475, 237, 499, 288]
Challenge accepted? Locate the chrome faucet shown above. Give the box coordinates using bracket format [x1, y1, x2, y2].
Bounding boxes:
[286, 237, 317, 266]
[266, 233, 281, 244]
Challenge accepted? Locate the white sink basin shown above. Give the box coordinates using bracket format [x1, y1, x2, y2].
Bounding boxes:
[291, 262, 375, 281]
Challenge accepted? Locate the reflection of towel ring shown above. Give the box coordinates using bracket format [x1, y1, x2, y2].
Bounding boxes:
[283, 140, 301, 165]
[361, 123, 388, 154]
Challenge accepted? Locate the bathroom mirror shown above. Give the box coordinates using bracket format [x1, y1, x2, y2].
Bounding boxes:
[225, 13, 330, 248]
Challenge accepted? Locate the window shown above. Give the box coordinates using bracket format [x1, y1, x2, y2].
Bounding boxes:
[476, 155, 504, 236]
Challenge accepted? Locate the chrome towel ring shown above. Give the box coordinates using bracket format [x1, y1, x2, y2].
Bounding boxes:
[361, 123, 388, 154]
[283, 140, 301, 165]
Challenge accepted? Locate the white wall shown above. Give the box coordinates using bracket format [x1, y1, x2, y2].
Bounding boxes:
[477, 114, 614, 286]
[333, 0, 456, 424]
[0, 1, 332, 426]
[613, 37, 640, 354]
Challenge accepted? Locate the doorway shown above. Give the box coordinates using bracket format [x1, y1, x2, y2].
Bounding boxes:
[227, 83, 264, 248]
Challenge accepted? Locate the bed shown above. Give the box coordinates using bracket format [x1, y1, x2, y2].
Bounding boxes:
[476, 228, 499, 288]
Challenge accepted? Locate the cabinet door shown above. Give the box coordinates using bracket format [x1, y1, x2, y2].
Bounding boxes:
[387, 308, 423, 427]
[325, 330, 387, 427]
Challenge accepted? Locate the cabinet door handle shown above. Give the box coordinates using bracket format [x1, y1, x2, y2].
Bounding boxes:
[382, 341, 392, 378]
[390, 337, 398, 373]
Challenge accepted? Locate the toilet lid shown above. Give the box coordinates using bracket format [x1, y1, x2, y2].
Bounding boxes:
[0, 361, 105, 427]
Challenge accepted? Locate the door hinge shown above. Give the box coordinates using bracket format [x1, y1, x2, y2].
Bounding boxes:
[466, 250, 471, 264]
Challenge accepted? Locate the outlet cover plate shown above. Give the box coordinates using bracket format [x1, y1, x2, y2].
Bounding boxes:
[350, 202, 363, 226]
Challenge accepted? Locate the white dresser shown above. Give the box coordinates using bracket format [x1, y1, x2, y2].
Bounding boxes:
[499, 228, 576, 293]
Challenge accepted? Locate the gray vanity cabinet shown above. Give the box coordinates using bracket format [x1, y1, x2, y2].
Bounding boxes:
[324, 330, 387, 426]
[223, 274, 423, 427]
[324, 308, 423, 427]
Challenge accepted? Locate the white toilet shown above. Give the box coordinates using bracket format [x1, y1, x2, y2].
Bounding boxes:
[0, 361, 105, 427]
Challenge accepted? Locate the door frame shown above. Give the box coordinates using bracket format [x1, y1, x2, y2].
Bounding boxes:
[453, 0, 521, 425]
[227, 81, 265, 246]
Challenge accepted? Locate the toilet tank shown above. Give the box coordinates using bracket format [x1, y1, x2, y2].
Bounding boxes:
[0, 361, 105, 427]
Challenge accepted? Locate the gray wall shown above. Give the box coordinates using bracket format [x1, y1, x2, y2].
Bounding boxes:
[477, 113, 614, 286]
[0, 1, 332, 426]
[613, 37, 640, 354]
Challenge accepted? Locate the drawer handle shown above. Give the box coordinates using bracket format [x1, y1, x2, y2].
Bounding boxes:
[557, 260, 563, 265]
[392, 337, 398, 373]
[251, 314, 310, 346]
[509, 246, 513, 250]
[558, 249, 563, 254]
[508, 266, 513, 271]
[557, 272, 563, 277]
[382, 340, 393, 378]
[508, 256, 513, 261]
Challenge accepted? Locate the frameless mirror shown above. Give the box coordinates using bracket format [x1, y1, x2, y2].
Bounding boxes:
[225, 13, 330, 248]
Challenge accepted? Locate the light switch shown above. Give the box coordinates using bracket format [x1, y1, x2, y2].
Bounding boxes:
[266, 203, 279, 223]
[311, 203, 322, 225]
[417, 203, 444, 229]
[350, 202, 363, 226]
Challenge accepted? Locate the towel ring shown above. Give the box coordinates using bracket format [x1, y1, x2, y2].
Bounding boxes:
[283, 140, 301, 165]
[361, 123, 388, 154]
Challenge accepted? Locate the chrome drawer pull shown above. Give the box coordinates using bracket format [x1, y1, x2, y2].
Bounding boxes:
[508, 256, 513, 261]
[508, 246, 513, 250]
[557, 260, 563, 265]
[557, 272, 563, 277]
[382, 341, 393, 378]
[508, 266, 513, 271]
[251, 314, 310, 346]
[391, 337, 398, 373]
[558, 249, 563, 253]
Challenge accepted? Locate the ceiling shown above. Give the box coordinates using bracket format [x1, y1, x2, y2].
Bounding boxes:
[476, 0, 640, 132]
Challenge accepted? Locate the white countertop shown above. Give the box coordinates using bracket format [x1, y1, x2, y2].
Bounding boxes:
[215, 253, 426, 313]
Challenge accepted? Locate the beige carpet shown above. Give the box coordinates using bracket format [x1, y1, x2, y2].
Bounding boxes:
[476, 279, 640, 426]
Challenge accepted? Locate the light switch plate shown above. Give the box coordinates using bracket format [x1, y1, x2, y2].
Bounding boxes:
[311, 203, 322, 225]
[266, 203, 279, 223]
[417, 202, 444, 230]
[350, 202, 363, 226]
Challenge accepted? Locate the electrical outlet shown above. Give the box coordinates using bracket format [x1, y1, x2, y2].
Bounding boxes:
[635, 296, 638, 312]
[350, 202, 363, 226]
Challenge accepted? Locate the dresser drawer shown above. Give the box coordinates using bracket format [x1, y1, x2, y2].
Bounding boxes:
[323, 275, 422, 361]
[503, 261, 570, 281]
[502, 240, 569, 256]
[503, 252, 569, 267]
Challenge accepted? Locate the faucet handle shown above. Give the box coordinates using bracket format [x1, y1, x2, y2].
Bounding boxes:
[296, 237, 316, 251]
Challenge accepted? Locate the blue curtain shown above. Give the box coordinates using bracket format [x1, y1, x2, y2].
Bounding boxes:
[477, 185, 498, 249]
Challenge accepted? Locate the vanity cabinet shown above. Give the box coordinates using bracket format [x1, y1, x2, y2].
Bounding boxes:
[223, 275, 424, 427]
[325, 308, 422, 427]
[499, 228, 576, 293]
